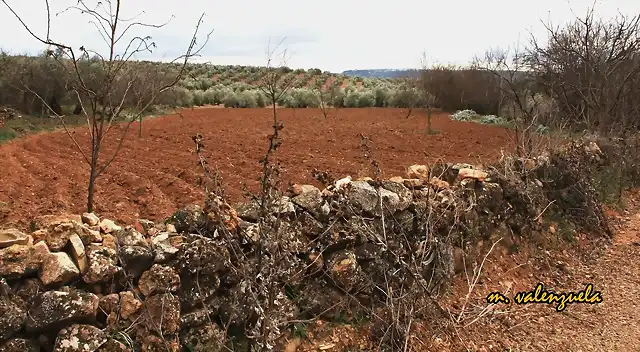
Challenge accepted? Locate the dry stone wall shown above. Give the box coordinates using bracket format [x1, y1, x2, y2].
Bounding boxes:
[0, 140, 611, 351]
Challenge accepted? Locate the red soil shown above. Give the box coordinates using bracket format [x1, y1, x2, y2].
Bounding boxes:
[0, 108, 513, 227]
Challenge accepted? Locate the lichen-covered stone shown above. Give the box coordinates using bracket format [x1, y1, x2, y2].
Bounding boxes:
[0, 295, 26, 340]
[0, 338, 39, 352]
[138, 265, 180, 297]
[142, 293, 180, 335]
[53, 324, 107, 352]
[117, 245, 154, 279]
[25, 289, 99, 332]
[83, 244, 121, 284]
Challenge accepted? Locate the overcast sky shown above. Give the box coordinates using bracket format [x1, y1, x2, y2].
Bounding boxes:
[1, 0, 639, 72]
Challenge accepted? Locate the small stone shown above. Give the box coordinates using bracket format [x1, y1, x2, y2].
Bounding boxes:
[151, 233, 179, 263]
[0, 229, 31, 248]
[141, 335, 179, 352]
[99, 294, 120, 316]
[406, 164, 429, 180]
[457, 168, 488, 181]
[138, 264, 180, 296]
[143, 293, 180, 335]
[118, 291, 142, 320]
[388, 176, 404, 183]
[39, 252, 80, 286]
[291, 184, 318, 196]
[165, 223, 177, 233]
[429, 177, 450, 190]
[68, 234, 88, 273]
[99, 219, 121, 234]
[96, 339, 130, 352]
[136, 219, 155, 235]
[81, 213, 100, 226]
[115, 227, 148, 247]
[403, 178, 423, 188]
[118, 245, 154, 278]
[326, 251, 368, 293]
[53, 324, 107, 352]
[101, 234, 117, 251]
[334, 175, 352, 190]
[346, 181, 378, 214]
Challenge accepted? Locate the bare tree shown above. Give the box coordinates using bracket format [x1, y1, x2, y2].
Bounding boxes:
[2, 0, 212, 212]
[525, 5, 640, 135]
[475, 47, 549, 157]
[312, 84, 339, 118]
[418, 55, 442, 135]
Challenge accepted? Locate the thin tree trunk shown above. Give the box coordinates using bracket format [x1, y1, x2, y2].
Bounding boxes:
[87, 146, 99, 213]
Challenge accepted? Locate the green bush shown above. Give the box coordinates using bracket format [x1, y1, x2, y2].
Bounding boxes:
[357, 90, 376, 107]
[0, 127, 17, 143]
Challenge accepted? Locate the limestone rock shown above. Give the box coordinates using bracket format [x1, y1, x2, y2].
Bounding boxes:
[33, 220, 101, 250]
[83, 244, 121, 284]
[99, 293, 120, 316]
[81, 213, 100, 226]
[117, 245, 154, 279]
[138, 264, 180, 296]
[429, 176, 450, 190]
[39, 252, 80, 286]
[0, 242, 48, 279]
[457, 168, 488, 181]
[118, 291, 142, 320]
[115, 227, 148, 248]
[99, 219, 121, 234]
[292, 186, 329, 219]
[96, 339, 131, 352]
[143, 293, 180, 335]
[326, 251, 368, 293]
[402, 178, 423, 189]
[0, 295, 26, 340]
[101, 235, 117, 251]
[141, 335, 179, 352]
[68, 234, 88, 273]
[150, 233, 180, 263]
[25, 289, 99, 332]
[406, 164, 429, 180]
[53, 324, 107, 352]
[171, 205, 207, 233]
[0, 229, 31, 248]
[346, 181, 378, 214]
[180, 323, 226, 351]
[12, 278, 45, 304]
[380, 181, 412, 212]
[334, 175, 352, 190]
[0, 339, 39, 352]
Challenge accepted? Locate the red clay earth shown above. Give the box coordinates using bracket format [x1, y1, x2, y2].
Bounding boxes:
[0, 108, 514, 227]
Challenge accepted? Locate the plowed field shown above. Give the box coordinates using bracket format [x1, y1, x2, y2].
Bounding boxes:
[0, 108, 513, 226]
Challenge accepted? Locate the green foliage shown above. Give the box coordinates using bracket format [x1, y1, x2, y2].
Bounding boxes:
[0, 127, 17, 143]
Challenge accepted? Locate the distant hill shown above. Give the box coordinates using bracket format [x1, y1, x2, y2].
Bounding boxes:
[341, 69, 419, 78]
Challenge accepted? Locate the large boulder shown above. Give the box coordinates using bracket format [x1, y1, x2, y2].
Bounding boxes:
[25, 289, 99, 332]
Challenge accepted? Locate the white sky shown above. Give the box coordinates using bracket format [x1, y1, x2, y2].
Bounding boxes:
[1, 0, 639, 72]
